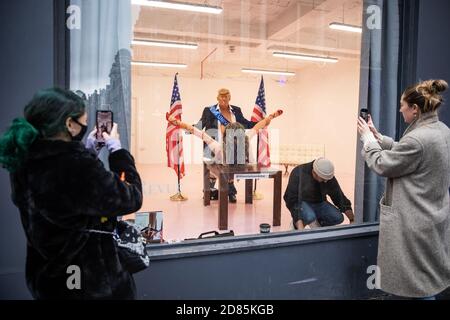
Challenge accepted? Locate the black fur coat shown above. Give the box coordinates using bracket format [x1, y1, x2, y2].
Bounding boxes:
[10, 139, 143, 299]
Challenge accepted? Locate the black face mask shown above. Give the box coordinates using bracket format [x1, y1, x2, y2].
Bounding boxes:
[70, 118, 88, 141]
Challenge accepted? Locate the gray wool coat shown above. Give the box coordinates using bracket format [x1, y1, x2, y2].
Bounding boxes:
[362, 112, 450, 298]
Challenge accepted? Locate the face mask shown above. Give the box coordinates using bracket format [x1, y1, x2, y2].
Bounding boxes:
[70, 118, 88, 141]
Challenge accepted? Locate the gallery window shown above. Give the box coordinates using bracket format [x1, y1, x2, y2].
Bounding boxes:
[68, 0, 409, 242]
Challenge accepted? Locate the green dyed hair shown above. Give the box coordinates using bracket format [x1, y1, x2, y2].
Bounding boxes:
[0, 88, 86, 172]
[0, 118, 39, 172]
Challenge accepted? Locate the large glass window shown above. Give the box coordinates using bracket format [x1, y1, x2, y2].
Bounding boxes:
[69, 0, 403, 242]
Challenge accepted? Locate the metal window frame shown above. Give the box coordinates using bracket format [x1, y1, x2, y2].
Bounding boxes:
[53, 0, 419, 253]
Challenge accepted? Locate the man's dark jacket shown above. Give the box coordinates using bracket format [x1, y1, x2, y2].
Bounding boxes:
[283, 161, 352, 224]
[194, 105, 256, 131]
[10, 140, 142, 299]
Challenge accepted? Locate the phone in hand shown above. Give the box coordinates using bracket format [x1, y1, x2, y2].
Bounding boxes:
[360, 108, 369, 122]
[96, 110, 113, 144]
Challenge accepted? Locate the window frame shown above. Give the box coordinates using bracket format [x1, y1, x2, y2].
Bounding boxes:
[57, 0, 421, 250]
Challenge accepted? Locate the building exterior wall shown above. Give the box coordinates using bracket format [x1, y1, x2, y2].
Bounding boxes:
[135, 226, 381, 300]
[0, 0, 55, 299]
[416, 0, 450, 126]
[0, 0, 449, 300]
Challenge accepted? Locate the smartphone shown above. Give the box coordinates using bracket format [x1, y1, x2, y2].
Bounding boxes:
[96, 110, 113, 143]
[360, 108, 369, 122]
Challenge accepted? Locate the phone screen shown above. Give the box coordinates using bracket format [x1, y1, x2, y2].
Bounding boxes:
[96, 111, 113, 142]
[360, 108, 369, 122]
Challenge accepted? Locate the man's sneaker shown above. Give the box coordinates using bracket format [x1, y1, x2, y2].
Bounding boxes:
[290, 220, 297, 230]
[228, 194, 237, 203]
[210, 188, 218, 200]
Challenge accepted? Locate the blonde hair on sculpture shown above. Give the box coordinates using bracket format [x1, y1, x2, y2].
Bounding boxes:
[217, 88, 231, 99]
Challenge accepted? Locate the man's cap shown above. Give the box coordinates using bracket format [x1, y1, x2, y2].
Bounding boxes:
[313, 157, 335, 181]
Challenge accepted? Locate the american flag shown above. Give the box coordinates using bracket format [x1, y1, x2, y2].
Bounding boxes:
[166, 74, 185, 178]
[251, 76, 271, 167]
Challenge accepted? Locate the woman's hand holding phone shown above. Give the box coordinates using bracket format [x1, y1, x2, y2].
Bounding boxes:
[85, 124, 121, 154]
[364, 115, 383, 142]
[102, 123, 119, 141]
[366, 115, 380, 137]
[102, 123, 121, 153]
[86, 127, 103, 154]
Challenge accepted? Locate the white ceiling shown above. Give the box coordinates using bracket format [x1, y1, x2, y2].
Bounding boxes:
[132, 0, 362, 78]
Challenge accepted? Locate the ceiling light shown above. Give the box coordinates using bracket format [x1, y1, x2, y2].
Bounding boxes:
[131, 61, 187, 68]
[273, 52, 338, 63]
[132, 0, 223, 14]
[132, 39, 198, 49]
[329, 22, 362, 33]
[241, 68, 295, 77]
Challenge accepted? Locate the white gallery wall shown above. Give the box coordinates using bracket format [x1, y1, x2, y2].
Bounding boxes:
[294, 59, 361, 203]
[131, 58, 360, 203]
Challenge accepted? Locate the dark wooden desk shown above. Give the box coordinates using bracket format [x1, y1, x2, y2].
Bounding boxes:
[203, 163, 282, 230]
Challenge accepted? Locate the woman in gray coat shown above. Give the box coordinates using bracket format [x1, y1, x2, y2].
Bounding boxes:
[357, 79, 450, 299]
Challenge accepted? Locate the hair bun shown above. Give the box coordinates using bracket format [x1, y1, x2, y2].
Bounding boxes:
[417, 79, 448, 96]
[0, 118, 39, 172]
[11, 118, 39, 148]
[431, 80, 448, 94]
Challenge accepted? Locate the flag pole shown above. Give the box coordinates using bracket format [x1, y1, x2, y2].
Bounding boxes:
[170, 131, 188, 201]
[177, 160, 181, 193]
[253, 130, 264, 200]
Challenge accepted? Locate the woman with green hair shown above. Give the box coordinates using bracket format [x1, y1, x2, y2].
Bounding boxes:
[0, 88, 142, 299]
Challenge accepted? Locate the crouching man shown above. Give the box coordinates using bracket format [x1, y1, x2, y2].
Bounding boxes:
[283, 157, 354, 230]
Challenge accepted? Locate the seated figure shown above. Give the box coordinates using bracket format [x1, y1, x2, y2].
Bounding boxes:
[166, 110, 283, 199]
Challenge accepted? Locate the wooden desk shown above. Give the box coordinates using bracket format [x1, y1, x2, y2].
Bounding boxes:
[203, 163, 282, 230]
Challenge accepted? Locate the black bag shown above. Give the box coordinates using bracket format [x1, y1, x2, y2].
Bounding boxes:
[114, 220, 150, 274]
[38, 212, 149, 274]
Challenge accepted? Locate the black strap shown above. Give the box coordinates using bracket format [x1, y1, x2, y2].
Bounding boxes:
[37, 209, 114, 236]
[297, 166, 303, 210]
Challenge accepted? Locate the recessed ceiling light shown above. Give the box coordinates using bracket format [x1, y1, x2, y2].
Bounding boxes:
[241, 68, 295, 77]
[273, 52, 338, 63]
[131, 0, 223, 14]
[131, 61, 187, 68]
[329, 22, 362, 33]
[132, 39, 198, 49]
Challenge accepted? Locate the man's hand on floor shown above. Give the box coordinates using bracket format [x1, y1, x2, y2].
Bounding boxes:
[344, 210, 355, 223]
